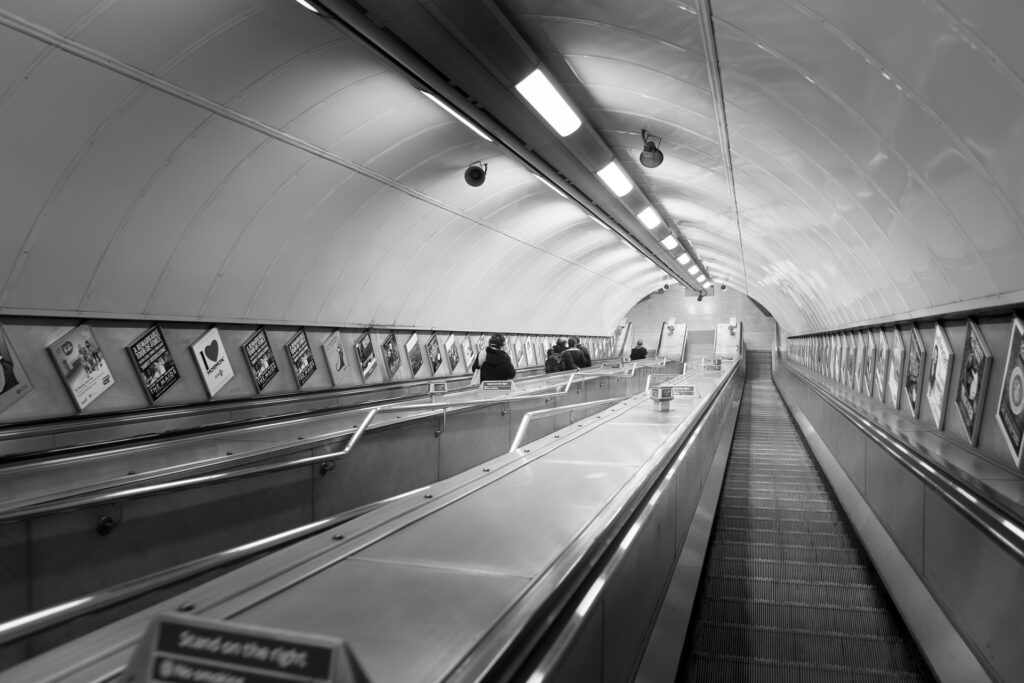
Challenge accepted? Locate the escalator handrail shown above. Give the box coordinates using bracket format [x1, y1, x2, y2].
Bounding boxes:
[782, 360, 1024, 565]
[0, 487, 428, 647]
[0, 369, 643, 522]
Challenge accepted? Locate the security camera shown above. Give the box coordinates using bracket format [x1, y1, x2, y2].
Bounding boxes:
[464, 162, 487, 187]
[720, 284, 727, 291]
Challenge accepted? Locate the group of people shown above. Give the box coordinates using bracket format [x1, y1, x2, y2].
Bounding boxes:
[544, 337, 592, 373]
[470, 334, 649, 382]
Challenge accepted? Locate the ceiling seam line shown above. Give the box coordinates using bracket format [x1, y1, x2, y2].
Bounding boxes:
[695, 0, 749, 295]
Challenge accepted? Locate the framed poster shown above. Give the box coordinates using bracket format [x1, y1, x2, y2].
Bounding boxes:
[0, 325, 33, 413]
[657, 319, 687, 361]
[47, 324, 115, 411]
[286, 329, 317, 387]
[355, 331, 376, 380]
[863, 332, 876, 397]
[382, 332, 402, 379]
[955, 320, 993, 446]
[406, 333, 424, 376]
[461, 336, 475, 371]
[904, 326, 926, 418]
[321, 330, 347, 386]
[127, 325, 180, 403]
[926, 324, 953, 429]
[190, 327, 234, 398]
[888, 329, 904, 410]
[426, 334, 443, 374]
[875, 331, 889, 403]
[525, 339, 537, 366]
[843, 335, 856, 388]
[242, 328, 279, 393]
[444, 333, 460, 373]
[853, 333, 865, 393]
[996, 316, 1024, 468]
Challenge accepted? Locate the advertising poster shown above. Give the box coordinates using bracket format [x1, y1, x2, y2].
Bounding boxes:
[526, 339, 537, 366]
[242, 328, 279, 393]
[321, 330, 347, 386]
[355, 331, 376, 379]
[461, 336, 476, 371]
[853, 333, 865, 393]
[382, 333, 402, 379]
[904, 326, 925, 418]
[926, 324, 953, 429]
[955, 320, 992, 446]
[888, 329, 904, 410]
[190, 327, 234, 398]
[863, 332, 876, 397]
[844, 335, 856, 388]
[406, 333, 424, 376]
[286, 329, 317, 388]
[444, 333, 461, 373]
[426, 334, 443, 374]
[0, 325, 33, 413]
[127, 325, 180, 403]
[513, 340, 525, 367]
[47, 324, 115, 411]
[996, 316, 1024, 468]
[875, 331, 889, 403]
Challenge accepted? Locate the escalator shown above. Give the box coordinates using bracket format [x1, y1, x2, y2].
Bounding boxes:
[678, 374, 935, 681]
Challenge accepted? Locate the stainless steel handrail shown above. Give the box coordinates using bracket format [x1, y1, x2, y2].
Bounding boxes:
[0, 369, 643, 522]
[509, 397, 629, 450]
[0, 487, 427, 647]
[783, 361, 1024, 564]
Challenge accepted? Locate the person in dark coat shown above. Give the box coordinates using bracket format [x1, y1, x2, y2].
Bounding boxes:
[472, 333, 516, 381]
[570, 336, 592, 367]
[630, 340, 648, 360]
[544, 348, 561, 373]
[560, 339, 587, 370]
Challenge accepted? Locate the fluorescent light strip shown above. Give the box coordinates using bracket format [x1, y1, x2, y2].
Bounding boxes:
[688, 265, 700, 275]
[677, 253, 692, 264]
[596, 161, 633, 197]
[533, 174, 566, 198]
[421, 91, 493, 142]
[294, 0, 319, 12]
[697, 274, 707, 283]
[515, 69, 582, 137]
[661, 235, 679, 250]
[637, 207, 661, 229]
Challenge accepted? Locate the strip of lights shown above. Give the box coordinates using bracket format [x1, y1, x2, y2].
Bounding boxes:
[637, 206, 661, 229]
[515, 69, 582, 137]
[677, 253, 692, 265]
[421, 91, 494, 142]
[596, 161, 633, 197]
[293, 0, 319, 12]
[660, 235, 679, 250]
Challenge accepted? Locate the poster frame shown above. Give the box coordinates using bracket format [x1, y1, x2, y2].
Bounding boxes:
[875, 330, 889, 403]
[925, 323, 954, 430]
[955, 319, 993, 446]
[321, 330, 347, 386]
[381, 332, 402, 379]
[355, 330, 376, 380]
[190, 327, 234, 398]
[996, 316, 1024, 468]
[904, 326, 926, 419]
[127, 324, 180, 404]
[242, 327, 279, 393]
[426, 333, 443, 374]
[286, 328, 317, 388]
[0, 324, 33, 413]
[888, 328, 904, 410]
[406, 333, 424, 377]
[444, 333, 460, 373]
[46, 323, 116, 411]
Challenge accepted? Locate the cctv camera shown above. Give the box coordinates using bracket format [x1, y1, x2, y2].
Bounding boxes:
[720, 284, 727, 291]
[464, 162, 487, 187]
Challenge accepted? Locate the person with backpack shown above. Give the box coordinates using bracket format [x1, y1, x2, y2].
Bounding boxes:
[472, 333, 516, 381]
[559, 338, 587, 371]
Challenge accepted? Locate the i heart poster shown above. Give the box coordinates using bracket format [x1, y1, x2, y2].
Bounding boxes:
[190, 327, 234, 398]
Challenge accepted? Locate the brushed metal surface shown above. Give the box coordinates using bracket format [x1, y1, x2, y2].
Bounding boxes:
[233, 557, 530, 683]
[865, 439, 924, 574]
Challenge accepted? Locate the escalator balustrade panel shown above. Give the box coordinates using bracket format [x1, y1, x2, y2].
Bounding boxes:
[679, 379, 934, 682]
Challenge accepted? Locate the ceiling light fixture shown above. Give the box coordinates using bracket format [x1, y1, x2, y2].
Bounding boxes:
[515, 69, 582, 137]
[677, 253, 692, 265]
[421, 91, 493, 142]
[533, 173, 566, 198]
[661, 235, 679, 250]
[637, 207, 661, 229]
[687, 265, 700, 276]
[597, 161, 633, 197]
[294, 0, 319, 12]
[639, 129, 664, 168]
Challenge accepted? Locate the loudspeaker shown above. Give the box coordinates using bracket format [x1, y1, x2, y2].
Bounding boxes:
[464, 163, 487, 187]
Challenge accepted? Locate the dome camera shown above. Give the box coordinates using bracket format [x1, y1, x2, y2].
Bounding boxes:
[464, 162, 487, 187]
[720, 284, 727, 291]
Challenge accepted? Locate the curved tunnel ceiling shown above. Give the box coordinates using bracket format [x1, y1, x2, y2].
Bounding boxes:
[2, 0, 1023, 337]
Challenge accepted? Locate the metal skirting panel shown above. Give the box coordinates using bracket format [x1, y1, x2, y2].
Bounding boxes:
[679, 380, 933, 682]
